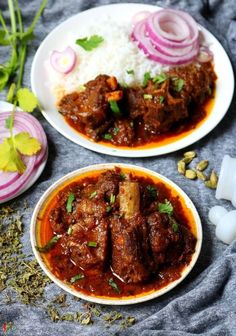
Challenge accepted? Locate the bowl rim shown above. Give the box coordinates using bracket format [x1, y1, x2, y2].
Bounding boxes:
[30, 163, 202, 305]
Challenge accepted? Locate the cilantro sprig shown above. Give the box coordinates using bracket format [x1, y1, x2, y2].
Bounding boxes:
[0, 0, 47, 174]
[76, 35, 104, 51]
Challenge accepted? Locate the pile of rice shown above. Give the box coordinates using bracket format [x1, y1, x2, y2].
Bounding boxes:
[45, 16, 169, 101]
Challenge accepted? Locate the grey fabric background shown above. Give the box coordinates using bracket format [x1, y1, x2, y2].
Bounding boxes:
[0, 0, 236, 335]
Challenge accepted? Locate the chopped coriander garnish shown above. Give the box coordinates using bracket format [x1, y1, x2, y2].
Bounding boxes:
[113, 127, 120, 135]
[106, 205, 112, 212]
[87, 241, 98, 247]
[103, 133, 113, 140]
[143, 94, 153, 100]
[110, 194, 116, 204]
[153, 73, 167, 84]
[143, 71, 151, 87]
[109, 100, 121, 116]
[36, 235, 60, 253]
[89, 191, 97, 199]
[66, 193, 75, 213]
[70, 273, 85, 284]
[146, 185, 157, 198]
[159, 96, 165, 104]
[67, 226, 73, 235]
[173, 78, 185, 92]
[172, 222, 179, 233]
[120, 172, 126, 180]
[108, 278, 120, 293]
[158, 199, 173, 215]
[126, 69, 134, 75]
[76, 35, 104, 51]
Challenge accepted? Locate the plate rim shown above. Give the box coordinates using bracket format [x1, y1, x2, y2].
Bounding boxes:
[30, 163, 202, 305]
[31, 3, 235, 157]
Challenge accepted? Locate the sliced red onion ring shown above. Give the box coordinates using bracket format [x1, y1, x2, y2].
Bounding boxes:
[196, 46, 213, 62]
[0, 154, 36, 201]
[0, 111, 48, 202]
[146, 9, 199, 49]
[50, 46, 76, 74]
[132, 19, 199, 65]
[132, 11, 151, 25]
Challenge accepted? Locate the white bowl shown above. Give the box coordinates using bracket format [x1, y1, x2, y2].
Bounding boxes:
[31, 163, 202, 305]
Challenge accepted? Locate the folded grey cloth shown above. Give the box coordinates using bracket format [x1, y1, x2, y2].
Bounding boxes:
[0, 0, 235, 335]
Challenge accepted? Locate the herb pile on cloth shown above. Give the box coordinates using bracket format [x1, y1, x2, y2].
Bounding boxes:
[0, 0, 47, 174]
[0, 204, 50, 304]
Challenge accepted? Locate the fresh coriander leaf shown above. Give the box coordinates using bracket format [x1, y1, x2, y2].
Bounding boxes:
[173, 78, 185, 92]
[143, 71, 151, 87]
[143, 94, 152, 100]
[76, 35, 104, 51]
[110, 194, 116, 204]
[66, 193, 75, 213]
[70, 273, 85, 283]
[146, 185, 157, 198]
[113, 127, 119, 135]
[158, 199, 173, 215]
[67, 226, 73, 235]
[109, 100, 121, 116]
[120, 172, 126, 180]
[153, 73, 167, 84]
[159, 95, 165, 104]
[87, 241, 97, 247]
[89, 191, 97, 199]
[126, 69, 134, 75]
[106, 205, 112, 212]
[103, 133, 112, 140]
[36, 235, 60, 253]
[14, 132, 41, 155]
[0, 138, 26, 173]
[16, 88, 38, 112]
[6, 83, 16, 103]
[5, 115, 14, 129]
[108, 278, 120, 293]
[172, 222, 179, 232]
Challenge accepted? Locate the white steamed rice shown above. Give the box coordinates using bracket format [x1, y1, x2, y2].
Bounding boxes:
[45, 15, 169, 101]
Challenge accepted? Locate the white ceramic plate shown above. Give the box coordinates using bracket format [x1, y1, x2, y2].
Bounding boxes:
[0, 101, 48, 203]
[31, 3, 234, 157]
[31, 163, 202, 305]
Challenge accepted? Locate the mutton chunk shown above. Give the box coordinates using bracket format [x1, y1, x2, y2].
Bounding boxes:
[110, 214, 150, 283]
[58, 75, 122, 138]
[60, 196, 109, 270]
[61, 217, 109, 270]
[110, 181, 151, 283]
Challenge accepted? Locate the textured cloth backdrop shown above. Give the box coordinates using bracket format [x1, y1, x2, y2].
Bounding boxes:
[0, 0, 236, 335]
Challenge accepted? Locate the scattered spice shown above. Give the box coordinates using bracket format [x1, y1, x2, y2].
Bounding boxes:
[185, 169, 197, 180]
[0, 205, 50, 304]
[146, 185, 157, 199]
[177, 151, 218, 189]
